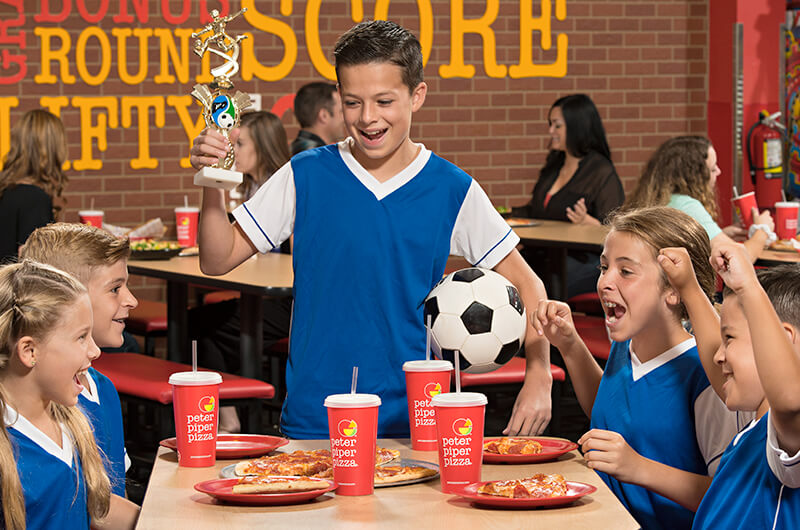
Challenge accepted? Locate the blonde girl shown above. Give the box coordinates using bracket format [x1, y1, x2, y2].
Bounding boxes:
[0, 260, 138, 529]
[534, 207, 745, 530]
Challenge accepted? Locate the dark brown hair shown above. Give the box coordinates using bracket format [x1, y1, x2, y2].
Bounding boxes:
[236, 111, 291, 199]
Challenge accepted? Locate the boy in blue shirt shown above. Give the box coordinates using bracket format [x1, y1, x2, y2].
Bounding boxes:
[21, 223, 138, 497]
[659, 242, 800, 528]
[190, 20, 552, 439]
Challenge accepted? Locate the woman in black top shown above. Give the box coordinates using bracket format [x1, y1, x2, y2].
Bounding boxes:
[0, 109, 69, 263]
[513, 94, 624, 299]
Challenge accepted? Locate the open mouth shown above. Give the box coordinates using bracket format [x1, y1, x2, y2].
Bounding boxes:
[603, 301, 626, 324]
[74, 368, 89, 392]
[360, 128, 387, 144]
[112, 318, 126, 327]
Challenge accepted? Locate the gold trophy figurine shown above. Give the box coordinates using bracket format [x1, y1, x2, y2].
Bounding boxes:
[191, 8, 252, 190]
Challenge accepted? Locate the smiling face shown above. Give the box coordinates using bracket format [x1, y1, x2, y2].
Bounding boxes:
[234, 125, 258, 176]
[714, 295, 765, 411]
[32, 294, 99, 406]
[338, 61, 427, 180]
[706, 146, 721, 188]
[548, 106, 567, 153]
[598, 230, 680, 346]
[84, 259, 138, 348]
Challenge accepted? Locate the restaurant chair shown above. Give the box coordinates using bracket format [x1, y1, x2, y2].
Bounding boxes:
[458, 357, 566, 436]
[126, 299, 168, 356]
[92, 353, 275, 456]
[572, 314, 611, 364]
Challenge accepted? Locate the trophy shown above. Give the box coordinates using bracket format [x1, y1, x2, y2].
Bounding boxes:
[191, 8, 252, 190]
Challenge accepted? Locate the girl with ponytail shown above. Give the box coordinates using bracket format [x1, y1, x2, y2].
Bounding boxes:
[0, 260, 138, 529]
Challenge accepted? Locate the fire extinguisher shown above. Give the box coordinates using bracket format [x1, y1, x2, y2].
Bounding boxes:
[746, 110, 786, 208]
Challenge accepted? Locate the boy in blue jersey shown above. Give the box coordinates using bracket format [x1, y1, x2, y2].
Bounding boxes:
[20, 223, 137, 497]
[190, 20, 552, 439]
[659, 242, 800, 528]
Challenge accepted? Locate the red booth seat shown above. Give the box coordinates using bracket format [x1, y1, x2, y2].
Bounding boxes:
[459, 357, 564, 387]
[92, 353, 274, 404]
[573, 315, 611, 361]
[566, 292, 604, 316]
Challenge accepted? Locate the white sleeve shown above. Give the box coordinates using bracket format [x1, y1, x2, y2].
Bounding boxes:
[695, 385, 742, 475]
[767, 414, 800, 487]
[124, 448, 131, 472]
[231, 161, 296, 253]
[450, 180, 519, 269]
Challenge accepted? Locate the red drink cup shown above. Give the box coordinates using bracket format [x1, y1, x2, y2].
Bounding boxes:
[324, 393, 381, 496]
[431, 392, 487, 494]
[78, 209, 104, 228]
[403, 360, 453, 450]
[169, 371, 222, 467]
[175, 207, 199, 247]
[732, 192, 757, 229]
[775, 201, 800, 240]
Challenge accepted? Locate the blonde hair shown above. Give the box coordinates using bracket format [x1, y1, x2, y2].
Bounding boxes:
[0, 261, 110, 529]
[606, 206, 715, 321]
[623, 136, 720, 221]
[19, 223, 130, 285]
[0, 110, 68, 218]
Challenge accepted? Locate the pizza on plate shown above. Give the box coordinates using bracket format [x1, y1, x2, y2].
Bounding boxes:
[478, 473, 569, 499]
[483, 437, 543, 455]
[768, 237, 800, 252]
[232, 475, 329, 494]
[235, 447, 400, 478]
[374, 464, 437, 485]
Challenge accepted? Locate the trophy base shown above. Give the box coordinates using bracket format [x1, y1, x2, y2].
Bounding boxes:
[194, 166, 243, 191]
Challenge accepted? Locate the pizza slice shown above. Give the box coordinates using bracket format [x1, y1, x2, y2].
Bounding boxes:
[478, 473, 568, 498]
[234, 450, 332, 478]
[483, 437, 543, 455]
[232, 475, 330, 494]
[376, 447, 401, 465]
[374, 464, 437, 485]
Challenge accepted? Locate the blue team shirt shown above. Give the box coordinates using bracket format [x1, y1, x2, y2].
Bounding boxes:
[7, 412, 90, 529]
[591, 340, 720, 530]
[694, 413, 800, 529]
[78, 367, 127, 496]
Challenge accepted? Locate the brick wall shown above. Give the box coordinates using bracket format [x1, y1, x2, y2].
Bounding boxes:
[2, 0, 707, 299]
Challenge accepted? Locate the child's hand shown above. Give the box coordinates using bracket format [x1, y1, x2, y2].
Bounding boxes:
[190, 127, 240, 170]
[722, 224, 747, 242]
[752, 208, 775, 232]
[658, 247, 697, 294]
[578, 429, 644, 484]
[532, 299, 578, 350]
[710, 241, 758, 294]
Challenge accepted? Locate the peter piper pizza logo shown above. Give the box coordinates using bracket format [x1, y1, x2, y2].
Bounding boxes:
[452, 418, 473, 436]
[337, 419, 358, 437]
[424, 382, 442, 398]
[180, 217, 190, 226]
[198, 396, 216, 413]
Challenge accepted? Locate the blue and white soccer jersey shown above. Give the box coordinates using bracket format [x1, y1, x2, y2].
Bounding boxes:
[694, 413, 800, 529]
[5, 406, 90, 529]
[234, 140, 518, 438]
[79, 367, 129, 496]
[590, 338, 744, 530]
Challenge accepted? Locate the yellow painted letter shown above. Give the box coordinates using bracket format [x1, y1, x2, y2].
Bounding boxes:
[439, 0, 505, 79]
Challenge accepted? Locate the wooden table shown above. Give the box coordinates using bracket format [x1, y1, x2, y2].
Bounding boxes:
[128, 254, 293, 380]
[757, 248, 800, 266]
[136, 439, 638, 529]
[512, 220, 609, 299]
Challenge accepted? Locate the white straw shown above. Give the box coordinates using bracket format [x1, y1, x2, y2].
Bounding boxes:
[425, 315, 432, 362]
[732, 186, 739, 198]
[454, 351, 461, 393]
[782, 189, 787, 202]
[90, 197, 95, 210]
[351, 366, 358, 394]
[192, 340, 197, 373]
[184, 195, 189, 208]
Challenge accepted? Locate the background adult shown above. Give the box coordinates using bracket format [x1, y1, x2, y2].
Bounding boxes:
[0, 109, 68, 263]
[290, 81, 346, 155]
[623, 135, 774, 262]
[512, 94, 624, 299]
[235, 111, 292, 201]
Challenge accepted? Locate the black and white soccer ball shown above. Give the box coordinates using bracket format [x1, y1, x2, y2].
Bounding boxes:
[423, 267, 526, 374]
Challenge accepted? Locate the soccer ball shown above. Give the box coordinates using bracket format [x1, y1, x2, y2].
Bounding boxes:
[423, 267, 526, 374]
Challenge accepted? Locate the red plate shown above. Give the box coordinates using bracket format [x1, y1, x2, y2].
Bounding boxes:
[194, 477, 336, 506]
[160, 434, 289, 459]
[482, 437, 578, 464]
[459, 481, 596, 508]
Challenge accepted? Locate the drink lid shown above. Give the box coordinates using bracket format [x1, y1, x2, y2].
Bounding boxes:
[169, 371, 222, 386]
[775, 202, 799, 208]
[324, 393, 381, 408]
[430, 392, 487, 407]
[175, 206, 200, 212]
[79, 210, 104, 215]
[402, 360, 453, 372]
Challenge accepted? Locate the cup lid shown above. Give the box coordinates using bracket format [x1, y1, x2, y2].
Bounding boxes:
[174, 206, 200, 212]
[324, 393, 381, 408]
[430, 392, 487, 407]
[168, 371, 222, 386]
[775, 202, 799, 208]
[78, 210, 104, 215]
[402, 360, 453, 372]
